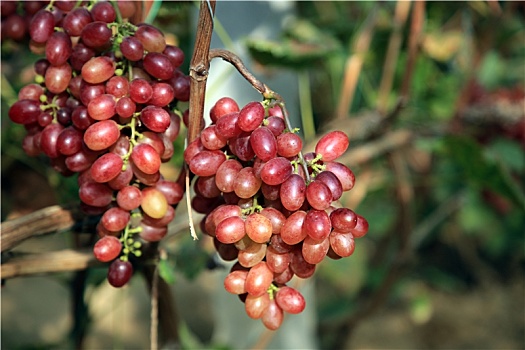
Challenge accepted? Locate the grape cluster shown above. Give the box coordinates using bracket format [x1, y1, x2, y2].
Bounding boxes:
[7, 1, 187, 288]
[188, 97, 369, 330]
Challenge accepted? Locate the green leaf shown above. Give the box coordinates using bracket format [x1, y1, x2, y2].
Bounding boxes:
[441, 135, 525, 212]
[246, 20, 341, 68]
[158, 258, 176, 285]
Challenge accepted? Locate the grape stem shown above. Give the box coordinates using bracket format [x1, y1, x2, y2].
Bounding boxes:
[109, 1, 123, 25]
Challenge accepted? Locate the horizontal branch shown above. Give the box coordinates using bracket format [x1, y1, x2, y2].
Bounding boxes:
[1, 205, 80, 253]
[1, 249, 100, 279]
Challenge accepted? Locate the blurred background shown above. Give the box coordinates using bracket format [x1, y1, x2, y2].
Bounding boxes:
[1, 1, 524, 349]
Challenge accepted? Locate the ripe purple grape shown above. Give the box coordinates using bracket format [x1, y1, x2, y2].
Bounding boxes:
[315, 131, 349, 162]
[107, 259, 133, 288]
[93, 235, 121, 262]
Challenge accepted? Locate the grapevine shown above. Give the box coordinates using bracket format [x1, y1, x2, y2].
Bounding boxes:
[5, 0, 368, 332]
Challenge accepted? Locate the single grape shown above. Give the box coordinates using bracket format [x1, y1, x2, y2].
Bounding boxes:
[316, 171, 343, 201]
[215, 112, 242, 139]
[195, 175, 221, 199]
[302, 235, 330, 264]
[93, 235, 121, 262]
[305, 180, 332, 210]
[315, 131, 349, 162]
[324, 161, 355, 192]
[245, 261, 273, 297]
[90, 153, 123, 183]
[238, 242, 267, 268]
[45, 31, 72, 66]
[135, 24, 166, 53]
[276, 132, 303, 158]
[229, 132, 255, 162]
[200, 125, 227, 150]
[84, 120, 120, 151]
[215, 216, 246, 244]
[266, 246, 291, 274]
[330, 208, 357, 233]
[107, 259, 133, 288]
[224, 270, 248, 295]
[81, 21, 112, 49]
[141, 187, 168, 219]
[115, 97, 136, 118]
[57, 127, 83, 156]
[149, 82, 175, 107]
[349, 214, 369, 238]
[101, 207, 130, 232]
[233, 167, 262, 199]
[87, 94, 116, 120]
[62, 7, 92, 36]
[91, 1, 116, 23]
[79, 181, 114, 207]
[280, 174, 306, 212]
[303, 209, 331, 241]
[65, 147, 98, 172]
[265, 116, 286, 137]
[106, 76, 129, 98]
[29, 9, 55, 43]
[40, 123, 65, 158]
[290, 247, 316, 279]
[116, 185, 142, 211]
[275, 286, 306, 314]
[143, 52, 174, 80]
[120, 36, 144, 61]
[139, 222, 168, 242]
[244, 213, 272, 243]
[238, 101, 265, 132]
[45, 64, 72, 94]
[250, 126, 277, 162]
[245, 293, 270, 319]
[82, 56, 116, 84]
[329, 230, 355, 257]
[79, 81, 106, 106]
[8, 99, 41, 125]
[260, 207, 286, 234]
[189, 150, 226, 177]
[129, 78, 153, 104]
[140, 106, 171, 132]
[211, 98, 240, 124]
[260, 157, 293, 186]
[163, 45, 185, 68]
[281, 210, 308, 245]
[131, 143, 161, 174]
[262, 299, 284, 330]
[155, 180, 184, 205]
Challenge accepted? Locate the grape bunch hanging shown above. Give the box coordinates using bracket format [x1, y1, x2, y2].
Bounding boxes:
[187, 97, 368, 329]
[6, 0, 369, 332]
[7, 1, 187, 287]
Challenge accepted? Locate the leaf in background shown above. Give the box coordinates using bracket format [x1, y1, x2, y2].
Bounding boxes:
[173, 237, 210, 280]
[246, 19, 341, 68]
[441, 135, 525, 211]
[158, 255, 176, 285]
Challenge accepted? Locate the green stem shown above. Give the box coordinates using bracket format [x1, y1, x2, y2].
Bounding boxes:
[145, 0, 163, 24]
[109, 0, 123, 24]
[298, 70, 315, 141]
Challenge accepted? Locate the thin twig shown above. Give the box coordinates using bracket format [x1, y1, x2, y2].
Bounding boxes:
[208, 48, 278, 99]
[1, 205, 80, 252]
[1, 249, 99, 279]
[150, 263, 159, 350]
[377, 1, 412, 114]
[400, 0, 425, 100]
[335, 5, 379, 119]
